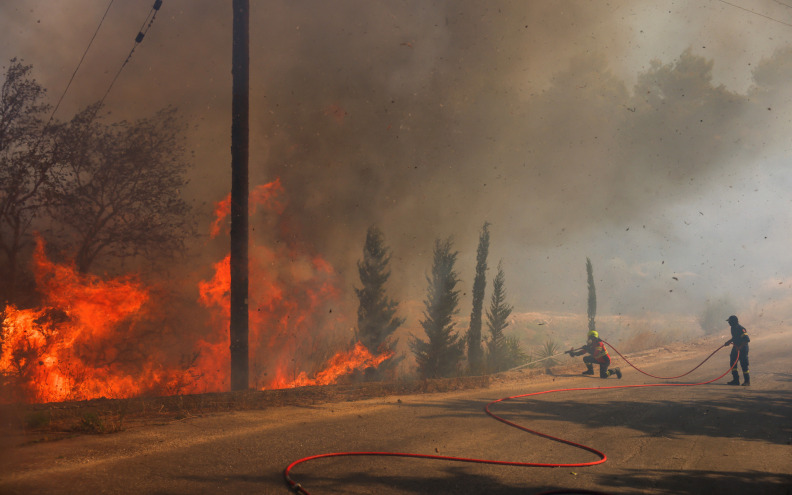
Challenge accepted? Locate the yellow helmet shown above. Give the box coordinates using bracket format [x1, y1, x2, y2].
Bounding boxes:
[587, 330, 598, 339]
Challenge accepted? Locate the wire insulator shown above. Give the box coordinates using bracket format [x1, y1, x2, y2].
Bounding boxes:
[153, 0, 163, 10]
[135, 32, 145, 43]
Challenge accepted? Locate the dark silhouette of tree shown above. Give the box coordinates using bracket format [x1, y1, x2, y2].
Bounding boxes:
[410, 237, 464, 379]
[466, 221, 489, 374]
[46, 104, 195, 273]
[485, 260, 514, 372]
[354, 225, 404, 378]
[586, 257, 596, 332]
[0, 59, 53, 305]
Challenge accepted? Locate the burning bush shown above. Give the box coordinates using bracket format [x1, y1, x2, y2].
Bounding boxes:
[1, 180, 395, 405]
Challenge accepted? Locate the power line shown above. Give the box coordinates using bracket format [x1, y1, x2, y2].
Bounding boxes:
[98, 0, 163, 109]
[716, 0, 792, 27]
[46, 0, 115, 125]
[39, 1, 164, 156]
[771, 0, 792, 10]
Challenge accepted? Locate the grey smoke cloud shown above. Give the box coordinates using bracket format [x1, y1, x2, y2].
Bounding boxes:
[3, 0, 792, 329]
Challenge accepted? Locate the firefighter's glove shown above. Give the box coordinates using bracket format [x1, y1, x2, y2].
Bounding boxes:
[723, 341, 731, 347]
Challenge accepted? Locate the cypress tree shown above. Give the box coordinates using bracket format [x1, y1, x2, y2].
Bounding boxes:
[485, 261, 513, 372]
[409, 238, 465, 379]
[586, 257, 597, 332]
[354, 226, 404, 377]
[467, 222, 490, 374]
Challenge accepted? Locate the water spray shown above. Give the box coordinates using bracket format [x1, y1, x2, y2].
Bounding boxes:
[507, 350, 574, 372]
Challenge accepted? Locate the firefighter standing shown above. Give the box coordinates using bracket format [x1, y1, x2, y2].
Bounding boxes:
[724, 315, 750, 386]
[566, 330, 622, 379]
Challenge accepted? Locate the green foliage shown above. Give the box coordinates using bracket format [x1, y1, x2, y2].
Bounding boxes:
[466, 222, 490, 374]
[537, 339, 562, 368]
[409, 238, 465, 379]
[354, 225, 405, 378]
[502, 335, 528, 369]
[485, 261, 514, 372]
[586, 257, 597, 332]
[523, 338, 562, 369]
[25, 410, 51, 430]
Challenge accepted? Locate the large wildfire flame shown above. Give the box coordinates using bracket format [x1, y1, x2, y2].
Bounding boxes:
[0, 237, 156, 403]
[199, 178, 393, 390]
[0, 179, 392, 404]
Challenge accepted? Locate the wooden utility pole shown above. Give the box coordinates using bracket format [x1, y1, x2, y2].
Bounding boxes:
[230, 0, 249, 391]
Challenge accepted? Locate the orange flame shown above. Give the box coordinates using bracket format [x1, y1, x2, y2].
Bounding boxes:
[199, 178, 395, 390]
[273, 342, 393, 389]
[209, 179, 285, 238]
[0, 179, 391, 404]
[0, 237, 153, 403]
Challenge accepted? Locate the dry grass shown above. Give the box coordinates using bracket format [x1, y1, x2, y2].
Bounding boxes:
[1, 330, 725, 445]
[0, 374, 496, 441]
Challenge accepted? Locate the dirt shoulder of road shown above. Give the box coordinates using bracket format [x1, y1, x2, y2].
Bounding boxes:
[0, 333, 726, 446]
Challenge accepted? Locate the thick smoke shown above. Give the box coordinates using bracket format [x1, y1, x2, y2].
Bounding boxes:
[3, 0, 792, 331]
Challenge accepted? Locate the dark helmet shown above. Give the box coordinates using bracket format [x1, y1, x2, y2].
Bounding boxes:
[726, 315, 739, 324]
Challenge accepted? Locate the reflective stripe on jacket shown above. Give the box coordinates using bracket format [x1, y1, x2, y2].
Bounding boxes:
[585, 340, 610, 364]
[729, 324, 750, 346]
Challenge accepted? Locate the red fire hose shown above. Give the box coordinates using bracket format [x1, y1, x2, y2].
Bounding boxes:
[283, 343, 740, 495]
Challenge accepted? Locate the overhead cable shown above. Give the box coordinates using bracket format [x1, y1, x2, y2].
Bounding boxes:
[97, 0, 163, 109]
[46, 0, 115, 126]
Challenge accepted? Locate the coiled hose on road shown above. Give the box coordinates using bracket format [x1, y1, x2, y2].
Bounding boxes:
[283, 342, 740, 495]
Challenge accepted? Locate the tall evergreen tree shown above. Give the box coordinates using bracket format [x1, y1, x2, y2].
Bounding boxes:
[409, 237, 465, 379]
[586, 257, 597, 332]
[466, 222, 490, 374]
[354, 226, 404, 377]
[486, 261, 514, 372]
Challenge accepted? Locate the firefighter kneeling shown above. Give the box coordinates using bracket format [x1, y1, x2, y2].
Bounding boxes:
[566, 330, 622, 379]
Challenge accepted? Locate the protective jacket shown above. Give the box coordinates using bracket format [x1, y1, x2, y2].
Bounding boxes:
[726, 324, 750, 347]
[573, 339, 610, 364]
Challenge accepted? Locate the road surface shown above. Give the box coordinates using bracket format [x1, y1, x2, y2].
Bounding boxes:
[1, 330, 791, 494]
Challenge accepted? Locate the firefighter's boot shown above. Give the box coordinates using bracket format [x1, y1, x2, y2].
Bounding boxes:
[582, 364, 595, 376]
[613, 367, 622, 379]
[741, 373, 750, 386]
[727, 371, 740, 385]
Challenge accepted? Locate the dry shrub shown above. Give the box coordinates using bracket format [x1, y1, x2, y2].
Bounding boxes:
[614, 318, 696, 354]
[73, 410, 125, 434]
[617, 328, 671, 354]
[24, 410, 51, 430]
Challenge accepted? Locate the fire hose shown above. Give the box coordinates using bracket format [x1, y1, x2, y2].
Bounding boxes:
[283, 343, 741, 495]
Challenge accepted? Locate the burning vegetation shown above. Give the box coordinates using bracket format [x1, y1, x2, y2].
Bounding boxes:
[1, 179, 395, 404]
[0, 59, 531, 408]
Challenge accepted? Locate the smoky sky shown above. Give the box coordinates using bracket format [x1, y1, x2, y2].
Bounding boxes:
[3, 0, 792, 325]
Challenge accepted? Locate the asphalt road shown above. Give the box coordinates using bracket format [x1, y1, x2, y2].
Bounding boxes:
[1, 329, 791, 495]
